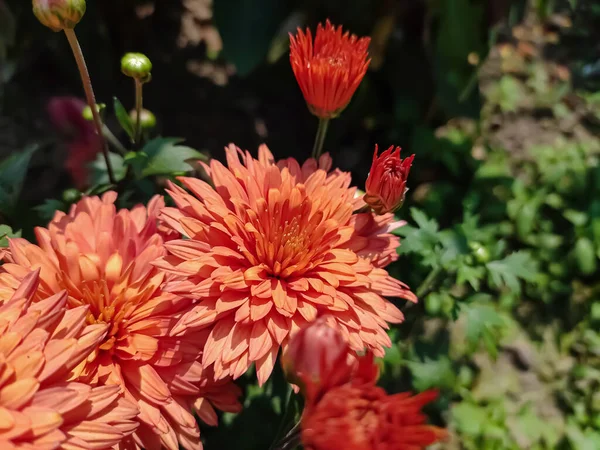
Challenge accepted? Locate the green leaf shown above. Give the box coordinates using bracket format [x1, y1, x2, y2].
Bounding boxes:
[452, 402, 487, 436]
[0, 224, 20, 247]
[462, 302, 506, 357]
[138, 137, 207, 178]
[407, 356, 456, 391]
[0, 145, 37, 218]
[113, 97, 135, 141]
[214, 0, 290, 76]
[457, 265, 485, 290]
[34, 199, 67, 222]
[89, 152, 127, 185]
[486, 251, 538, 292]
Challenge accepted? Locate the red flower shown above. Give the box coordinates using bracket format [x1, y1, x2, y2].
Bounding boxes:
[364, 145, 414, 215]
[282, 317, 371, 403]
[47, 96, 102, 188]
[290, 20, 370, 119]
[302, 386, 445, 450]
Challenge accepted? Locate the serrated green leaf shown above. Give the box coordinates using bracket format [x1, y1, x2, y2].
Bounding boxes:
[113, 97, 135, 141]
[486, 251, 538, 292]
[140, 137, 207, 178]
[457, 265, 485, 290]
[0, 224, 20, 247]
[462, 302, 506, 358]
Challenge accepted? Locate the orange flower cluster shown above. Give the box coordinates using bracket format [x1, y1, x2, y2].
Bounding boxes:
[0, 193, 241, 449]
[1, 13, 445, 450]
[283, 319, 446, 450]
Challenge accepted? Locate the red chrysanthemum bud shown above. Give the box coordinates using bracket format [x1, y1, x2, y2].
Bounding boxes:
[282, 317, 356, 403]
[32, 0, 86, 32]
[302, 386, 445, 450]
[290, 20, 370, 119]
[364, 145, 415, 215]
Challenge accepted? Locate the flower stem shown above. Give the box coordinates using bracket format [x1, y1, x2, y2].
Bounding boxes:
[64, 28, 116, 185]
[311, 118, 329, 160]
[134, 79, 143, 147]
[103, 125, 127, 155]
[416, 267, 443, 299]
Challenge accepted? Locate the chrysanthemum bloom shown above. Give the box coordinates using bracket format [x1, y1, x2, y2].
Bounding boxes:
[282, 317, 380, 405]
[289, 20, 370, 119]
[302, 386, 445, 450]
[156, 144, 416, 386]
[0, 193, 241, 450]
[364, 145, 415, 215]
[281, 316, 354, 396]
[0, 270, 139, 449]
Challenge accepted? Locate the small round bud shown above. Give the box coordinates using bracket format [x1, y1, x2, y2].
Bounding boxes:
[32, 0, 86, 32]
[62, 188, 82, 204]
[121, 53, 152, 82]
[129, 108, 156, 130]
[82, 103, 105, 121]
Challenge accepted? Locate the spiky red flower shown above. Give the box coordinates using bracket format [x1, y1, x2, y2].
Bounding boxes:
[364, 145, 414, 215]
[155, 145, 416, 386]
[0, 193, 241, 450]
[290, 20, 370, 119]
[0, 270, 139, 449]
[302, 386, 445, 450]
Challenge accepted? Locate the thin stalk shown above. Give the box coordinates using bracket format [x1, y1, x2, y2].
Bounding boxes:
[311, 118, 329, 160]
[134, 79, 143, 147]
[64, 28, 116, 184]
[416, 267, 443, 299]
[103, 125, 127, 155]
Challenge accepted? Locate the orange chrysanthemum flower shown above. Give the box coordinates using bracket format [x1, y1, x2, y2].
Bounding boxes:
[0, 270, 139, 449]
[0, 193, 241, 450]
[302, 386, 445, 450]
[290, 20, 370, 119]
[156, 144, 416, 386]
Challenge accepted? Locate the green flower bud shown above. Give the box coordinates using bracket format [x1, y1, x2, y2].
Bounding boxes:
[468, 241, 490, 264]
[82, 103, 105, 121]
[129, 108, 157, 130]
[32, 0, 86, 32]
[62, 188, 82, 204]
[121, 53, 152, 82]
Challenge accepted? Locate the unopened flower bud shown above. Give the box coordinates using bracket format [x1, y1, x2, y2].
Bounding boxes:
[62, 188, 82, 204]
[364, 145, 414, 215]
[282, 317, 355, 403]
[82, 103, 105, 121]
[129, 108, 156, 130]
[32, 0, 86, 32]
[121, 53, 152, 82]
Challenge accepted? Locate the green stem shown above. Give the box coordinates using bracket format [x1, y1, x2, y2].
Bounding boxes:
[311, 118, 330, 160]
[134, 79, 143, 147]
[416, 267, 443, 299]
[103, 125, 127, 155]
[64, 28, 116, 185]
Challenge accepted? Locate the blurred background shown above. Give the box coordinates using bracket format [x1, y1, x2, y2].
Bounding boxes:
[2, 0, 600, 449]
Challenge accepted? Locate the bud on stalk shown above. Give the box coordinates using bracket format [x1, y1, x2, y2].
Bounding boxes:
[32, 0, 86, 32]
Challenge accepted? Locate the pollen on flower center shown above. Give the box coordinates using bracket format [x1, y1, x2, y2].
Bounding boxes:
[263, 214, 314, 277]
[79, 281, 129, 351]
